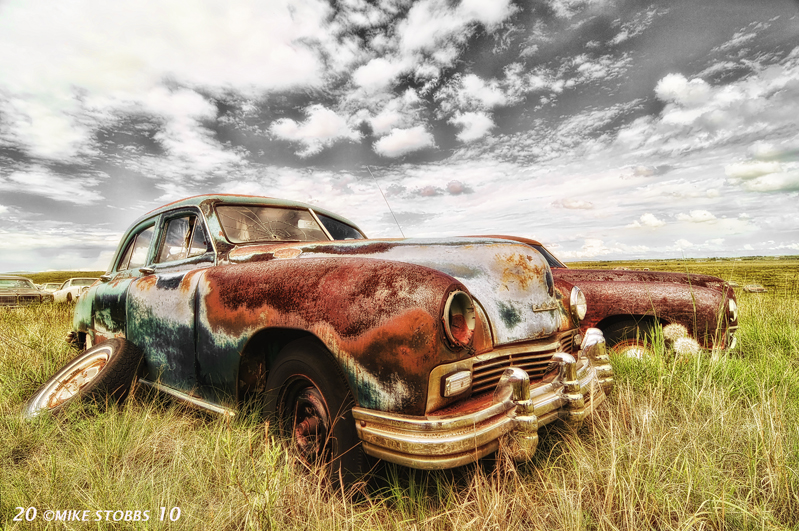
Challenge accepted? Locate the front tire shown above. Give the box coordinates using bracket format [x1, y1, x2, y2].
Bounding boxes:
[23, 338, 143, 418]
[265, 339, 369, 483]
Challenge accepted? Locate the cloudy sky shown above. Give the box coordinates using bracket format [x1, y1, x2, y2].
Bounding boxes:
[1, 0, 798, 272]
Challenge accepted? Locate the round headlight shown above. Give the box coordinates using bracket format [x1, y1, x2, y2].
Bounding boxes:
[443, 290, 476, 348]
[570, 286, 587, 322]
[728, 298, 738, 321]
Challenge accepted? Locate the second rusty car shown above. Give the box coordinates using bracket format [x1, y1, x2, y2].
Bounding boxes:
[25, 194, 613, 477]
[483, 236, 738, 358]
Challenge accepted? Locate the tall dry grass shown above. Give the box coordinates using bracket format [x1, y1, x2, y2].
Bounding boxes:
[1, 283, 797, 529]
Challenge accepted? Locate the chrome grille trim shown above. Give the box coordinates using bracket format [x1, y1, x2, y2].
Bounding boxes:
[470, 330, 578, 395]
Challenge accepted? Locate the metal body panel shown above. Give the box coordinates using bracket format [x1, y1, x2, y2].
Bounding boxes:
[195, 257, 463, 414]
[281, 238, 569, 346]
[554, 268, 737, 348]
[127, 269, 205, 393]
[90, 272, 138, 342]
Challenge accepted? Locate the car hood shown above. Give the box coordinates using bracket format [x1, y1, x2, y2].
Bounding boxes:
[227, 238, 566, 345]
[0, 288, 41, 296]
[552, 268, 729, 291]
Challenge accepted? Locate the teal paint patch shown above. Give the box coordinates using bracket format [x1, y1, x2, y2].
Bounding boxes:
[498, 301, 522, 328]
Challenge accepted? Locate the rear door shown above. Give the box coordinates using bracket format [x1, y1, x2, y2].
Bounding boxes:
[125, 208, 214, 393]
[92, 218, 157, 344]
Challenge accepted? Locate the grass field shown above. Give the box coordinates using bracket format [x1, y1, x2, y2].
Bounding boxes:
[1, 258, 798, 530]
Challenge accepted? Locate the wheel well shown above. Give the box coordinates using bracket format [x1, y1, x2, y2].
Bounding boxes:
[236, 328, 329, 404]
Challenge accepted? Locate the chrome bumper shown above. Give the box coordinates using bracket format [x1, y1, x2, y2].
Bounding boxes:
[352, 328, 614, 469]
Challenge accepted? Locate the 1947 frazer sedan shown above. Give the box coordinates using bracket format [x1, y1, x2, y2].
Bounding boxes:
[25, 194, 613, 478]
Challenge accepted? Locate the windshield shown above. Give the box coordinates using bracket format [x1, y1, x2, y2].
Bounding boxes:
[531, 244, 567, 269]
[0, 279, 36, 289]
[217, 205, 329, 243]
[73, 278, 98, 286]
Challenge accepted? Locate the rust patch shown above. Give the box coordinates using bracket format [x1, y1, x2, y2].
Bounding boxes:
[136, 275, 157, 291]
[198, 257, 472, 415]
[203, 257, 459, 338]
[497, 252, 544, 291]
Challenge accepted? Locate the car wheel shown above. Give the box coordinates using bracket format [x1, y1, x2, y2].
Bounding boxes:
[603, 320, 658, 359]
[265, 338, 369, 484]
[23, 338, 143, 418]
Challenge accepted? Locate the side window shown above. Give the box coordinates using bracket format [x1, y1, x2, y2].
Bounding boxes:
[121, 226, 155, 271]
[117, 239, 135, 271]
[187, 219, 209, 257]
[156, 215, 210, 264]
[316, 213, 365, 240]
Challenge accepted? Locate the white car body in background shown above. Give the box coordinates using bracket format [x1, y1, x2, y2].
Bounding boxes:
[40, 282, 62, 292]
[53, 278, 99, 303]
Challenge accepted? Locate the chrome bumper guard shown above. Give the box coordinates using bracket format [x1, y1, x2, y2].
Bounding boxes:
[352, 328, 614, 469]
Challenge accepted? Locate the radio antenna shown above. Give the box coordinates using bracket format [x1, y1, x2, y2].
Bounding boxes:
[366, 165, 405, 238]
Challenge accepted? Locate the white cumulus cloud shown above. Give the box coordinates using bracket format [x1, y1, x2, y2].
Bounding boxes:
[628, 213, 666, 228]
[373, 126, 435, 158]
[450, 112, 496, 142]
[270, 105, 361, 157]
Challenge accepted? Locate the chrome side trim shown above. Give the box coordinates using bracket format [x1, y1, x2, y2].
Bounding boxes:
[137, 378, 236, 417]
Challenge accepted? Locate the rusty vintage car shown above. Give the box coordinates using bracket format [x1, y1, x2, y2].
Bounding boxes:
[483, 236, 738, 357]
[1, 275, 54, 307]
[24, 195, 613, 477]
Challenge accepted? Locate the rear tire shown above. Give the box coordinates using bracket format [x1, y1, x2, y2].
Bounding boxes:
[23, 338, 143, 418]
[265, 338, 369, 485]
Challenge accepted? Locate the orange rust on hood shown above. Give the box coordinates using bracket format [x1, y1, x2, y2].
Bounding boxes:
[497, 252, 544, 291]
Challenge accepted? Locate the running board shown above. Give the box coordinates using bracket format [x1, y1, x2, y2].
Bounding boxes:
[137, 378, 236, 417]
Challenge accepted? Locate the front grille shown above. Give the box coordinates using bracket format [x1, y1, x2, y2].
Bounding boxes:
[19, 295, 40, 306]
[0, 295, 17, 306]
[470, 330, 578, 395]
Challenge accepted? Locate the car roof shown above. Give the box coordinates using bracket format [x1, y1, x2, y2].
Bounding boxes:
[477, 235, 544, 246]
[137, 194, 362, 232]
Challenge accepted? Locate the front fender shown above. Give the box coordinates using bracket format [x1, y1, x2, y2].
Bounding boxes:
[195, 256, 466, 415]
[73, 286, 95, 335]
[579, 281, 727, 345]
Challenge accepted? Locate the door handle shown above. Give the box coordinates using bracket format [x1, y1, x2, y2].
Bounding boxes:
[139, 267, 155, 275]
